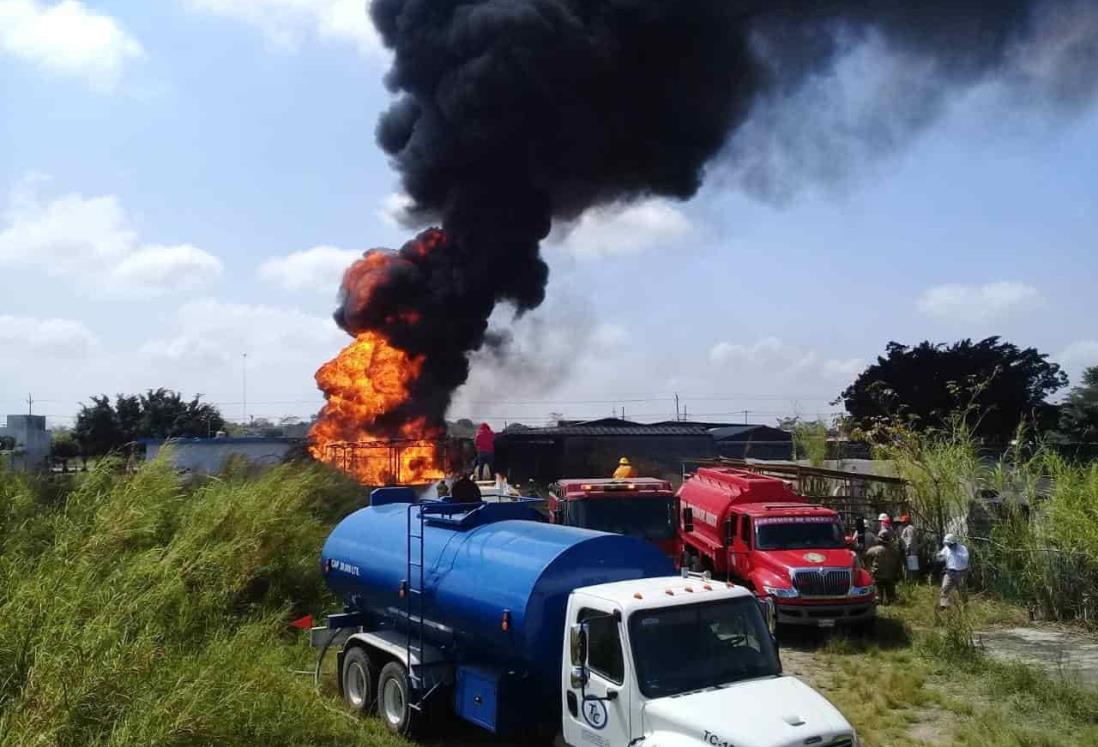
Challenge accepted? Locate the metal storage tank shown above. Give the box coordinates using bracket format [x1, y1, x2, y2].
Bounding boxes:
[321, 500, 673, 698]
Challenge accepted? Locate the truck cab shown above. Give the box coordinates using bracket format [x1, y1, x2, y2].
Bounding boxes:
[549, 478, 680, 559]
[563, 575, 858, 747]
[679, 468, 875, 629]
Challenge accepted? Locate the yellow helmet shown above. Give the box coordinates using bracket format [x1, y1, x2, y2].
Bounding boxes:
[619, 457, 631, 466]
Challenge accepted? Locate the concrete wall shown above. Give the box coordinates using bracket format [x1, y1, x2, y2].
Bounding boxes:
[146, 439, 297, 474]
[0, 415, 50, 472]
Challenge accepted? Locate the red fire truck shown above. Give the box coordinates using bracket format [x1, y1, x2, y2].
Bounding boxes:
[678, 467, 876, 629]
[548, 478, 680, 558]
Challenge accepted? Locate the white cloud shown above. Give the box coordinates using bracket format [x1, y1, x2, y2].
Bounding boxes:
[1058, 340, 1098, 383]
[0, 176, 223, 295]
[0, 0, 144, 90]
[552, 199, 693, 258]
[140, 299, 344, 369]
[917, 281, 1041, 323]
[709, 336, 862, 384]
[259, 245, 360, 293]
[184, 0, 382, 54]
[0, 314, 99, 358]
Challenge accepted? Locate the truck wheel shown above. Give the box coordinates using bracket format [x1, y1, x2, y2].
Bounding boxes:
[341, 648, 376, 715]
[377, 661, 423, 738]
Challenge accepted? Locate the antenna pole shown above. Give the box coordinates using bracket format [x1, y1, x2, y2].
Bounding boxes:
[242, 353, 248, 425]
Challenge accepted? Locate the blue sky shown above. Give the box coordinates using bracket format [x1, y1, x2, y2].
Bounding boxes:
[1, 1, 1096, 430]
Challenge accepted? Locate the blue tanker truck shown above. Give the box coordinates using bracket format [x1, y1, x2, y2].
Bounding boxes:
[315, 489, 859, 747]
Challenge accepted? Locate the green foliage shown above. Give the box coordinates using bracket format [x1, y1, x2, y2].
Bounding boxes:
[873, 414, 983, 541]
[74, 389, 227, 458]
[790, 418, 829, 466]
[839, 337, 1067, 444]
[1058, 365, 1098, 443]
[876, 415, 1098, 623]
[0, 458, 405, 747]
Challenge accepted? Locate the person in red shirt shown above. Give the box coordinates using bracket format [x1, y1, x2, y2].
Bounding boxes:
[474, 422, 495, 480]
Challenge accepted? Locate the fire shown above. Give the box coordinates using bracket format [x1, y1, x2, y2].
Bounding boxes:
[309, 331, 445, 485]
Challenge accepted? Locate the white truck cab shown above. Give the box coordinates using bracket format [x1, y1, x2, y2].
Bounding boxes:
[562, 575, 858, 747]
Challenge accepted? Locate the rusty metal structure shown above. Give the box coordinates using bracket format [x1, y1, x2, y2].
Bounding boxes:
[322, 438, 471, 486]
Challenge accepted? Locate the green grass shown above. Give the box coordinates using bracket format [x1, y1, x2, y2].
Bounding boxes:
[0, 457, 408, 747]
[3, 458, 1095, 747]
[800, 584, 1098, 747]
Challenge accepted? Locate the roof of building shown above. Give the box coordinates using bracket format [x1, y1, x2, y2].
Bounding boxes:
[500, 418, 716, 438]
[709, 424, 792, 442]
[501, 418, 791, 440]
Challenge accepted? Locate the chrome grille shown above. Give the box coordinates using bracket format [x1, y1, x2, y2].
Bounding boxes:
[791, 568, 851, 597]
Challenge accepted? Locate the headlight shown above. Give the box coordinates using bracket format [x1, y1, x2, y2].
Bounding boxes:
[849, 584, 875, 597]
[763, 585, 799, 599]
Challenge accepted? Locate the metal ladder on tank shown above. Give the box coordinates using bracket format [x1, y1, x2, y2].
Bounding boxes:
[404, 502, 428, 697]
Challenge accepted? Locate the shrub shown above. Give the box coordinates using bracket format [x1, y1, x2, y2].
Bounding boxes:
[0, 457, 403, 747]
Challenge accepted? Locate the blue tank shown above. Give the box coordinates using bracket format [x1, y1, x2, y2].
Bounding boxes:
[321, 499, 673, 696]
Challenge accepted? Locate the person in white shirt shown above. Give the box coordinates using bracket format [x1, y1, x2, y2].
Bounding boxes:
[937, 533, 970, 609]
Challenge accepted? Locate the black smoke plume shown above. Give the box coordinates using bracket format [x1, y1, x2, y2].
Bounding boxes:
[329, 0, 1096, 434]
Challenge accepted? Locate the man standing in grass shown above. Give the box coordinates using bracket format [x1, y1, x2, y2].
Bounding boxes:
[899, 514, 919, 580]
[937, 533, 970, 610]
[866, 529, 903, 605]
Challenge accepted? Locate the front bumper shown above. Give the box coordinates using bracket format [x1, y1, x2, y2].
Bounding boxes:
[775, 600, 875, 627]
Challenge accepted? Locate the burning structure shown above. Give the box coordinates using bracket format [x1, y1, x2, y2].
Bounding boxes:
[310, 0, 1097, 484]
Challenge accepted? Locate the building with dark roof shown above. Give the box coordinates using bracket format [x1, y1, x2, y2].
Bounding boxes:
[495, 418, 792, 483]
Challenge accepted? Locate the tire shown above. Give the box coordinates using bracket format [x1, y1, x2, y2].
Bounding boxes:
[377, 661, 423, 738]
[341, 648, 376, 715]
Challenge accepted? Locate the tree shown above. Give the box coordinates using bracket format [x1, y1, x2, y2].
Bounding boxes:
[75, 395, 124, 458]
[838, 337, 1067, 444]
[51, 431, 81, 472]
[74, 390, 226, 457]
[1058, 366, 1098, 443]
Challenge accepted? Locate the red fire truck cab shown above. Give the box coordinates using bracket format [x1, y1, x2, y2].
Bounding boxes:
[679, 467, 876, 629]
[548, 478, 680, 558]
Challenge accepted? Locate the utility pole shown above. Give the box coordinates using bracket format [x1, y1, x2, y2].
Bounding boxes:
[27, 393, 33, 416]
[743, 409, 749, 424]
[675, 393, 680, 422]
[242, 353, 248, 426]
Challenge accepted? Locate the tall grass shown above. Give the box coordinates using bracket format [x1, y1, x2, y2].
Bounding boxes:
[0, 457, 405, 747]
[874, 418, 1098, 624]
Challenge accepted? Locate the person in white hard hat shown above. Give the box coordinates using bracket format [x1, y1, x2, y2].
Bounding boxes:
[936, 533, 970, 611]
[877, 512, 893, 535]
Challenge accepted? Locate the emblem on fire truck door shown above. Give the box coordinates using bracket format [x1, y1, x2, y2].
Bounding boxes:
[581, 697, 609, 730]
[803, 552, 826, 564]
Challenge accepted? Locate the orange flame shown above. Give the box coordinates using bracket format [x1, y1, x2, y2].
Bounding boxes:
[308, 331, 444, 485]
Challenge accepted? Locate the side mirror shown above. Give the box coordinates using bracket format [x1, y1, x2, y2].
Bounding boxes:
[569, 623, 587, 666]
[724, 518, 734, 546]
[682, 507, 694, 533]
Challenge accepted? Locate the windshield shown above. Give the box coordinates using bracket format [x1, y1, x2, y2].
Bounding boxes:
[755, 518, 845, 550]
[567, 496, 675, 541]
[628, 598, 780, 699]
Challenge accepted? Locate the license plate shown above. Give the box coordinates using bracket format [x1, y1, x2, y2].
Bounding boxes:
[818, 619, 836, 628]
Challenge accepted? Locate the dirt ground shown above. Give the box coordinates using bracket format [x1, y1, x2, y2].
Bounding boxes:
[976, 626, 1098, 686]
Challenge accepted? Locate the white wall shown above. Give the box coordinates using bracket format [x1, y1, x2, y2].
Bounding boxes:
[146, 440, 296, 474]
